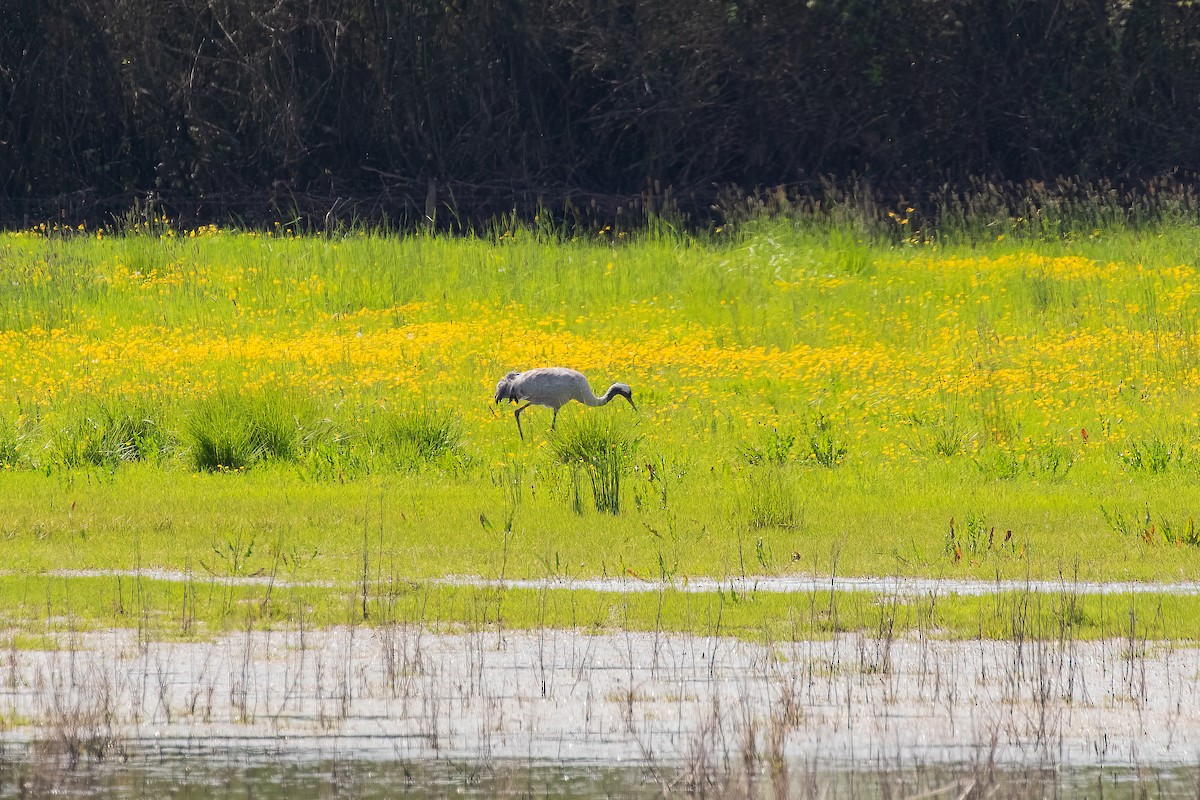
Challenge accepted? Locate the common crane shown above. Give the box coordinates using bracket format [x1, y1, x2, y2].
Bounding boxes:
[493, 367, 636, 440]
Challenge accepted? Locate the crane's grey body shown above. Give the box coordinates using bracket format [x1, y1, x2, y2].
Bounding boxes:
[494, 367, 636, 439]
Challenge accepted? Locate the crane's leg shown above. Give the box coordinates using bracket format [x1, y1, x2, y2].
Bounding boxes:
[514, 402, 531, 440]
[551, 407, 559, 430]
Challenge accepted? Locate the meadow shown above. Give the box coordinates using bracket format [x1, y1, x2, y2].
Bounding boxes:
[3, 216, 1200, 640]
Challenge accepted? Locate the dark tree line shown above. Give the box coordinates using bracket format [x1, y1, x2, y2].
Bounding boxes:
[2, 0, 1200, 226]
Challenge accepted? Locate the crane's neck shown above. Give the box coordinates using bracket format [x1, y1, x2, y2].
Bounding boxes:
[579, 384, 611, 406]
[582, 384, 626, 407]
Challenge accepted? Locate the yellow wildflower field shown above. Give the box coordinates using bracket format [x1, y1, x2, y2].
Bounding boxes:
[1, 223, 1199, 589]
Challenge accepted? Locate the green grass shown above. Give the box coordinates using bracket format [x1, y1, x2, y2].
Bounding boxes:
[1, 461, 1198, 588]
[2, 571, 1196, 643]
[3, 218, 1200, 638]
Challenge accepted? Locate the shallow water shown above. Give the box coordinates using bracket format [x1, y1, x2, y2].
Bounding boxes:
[46, 569, 1200, 597]
[438, 574, 1200, 597]
[2, 627, 1199, 772]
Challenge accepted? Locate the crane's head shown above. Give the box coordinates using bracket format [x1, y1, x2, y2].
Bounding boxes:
[494, 371, 521, 404]
[611, 383, 636, 410]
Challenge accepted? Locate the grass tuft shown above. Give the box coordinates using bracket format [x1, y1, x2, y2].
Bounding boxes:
[806, 413, 848, 467]
[185, 392, 312, 472]
[1118, 436, 1183, 474]
[740, 465, 802, 530]
[368, 406, 463, 470]
[741, 427, 796, 466]
[50, 397, 170, 470]
[549, 415, 637, 514]
[0, 415, 34, 469]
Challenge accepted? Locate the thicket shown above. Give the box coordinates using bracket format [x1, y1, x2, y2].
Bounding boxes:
[3, 0, 1200, 226]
